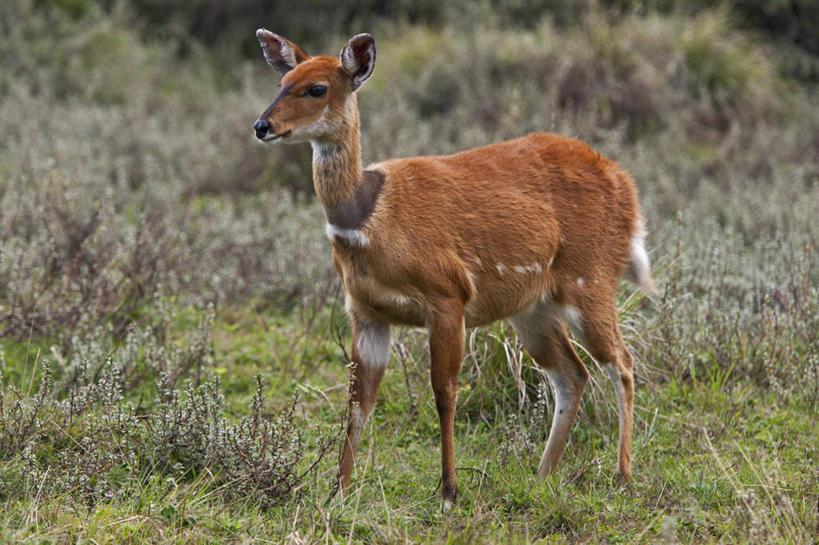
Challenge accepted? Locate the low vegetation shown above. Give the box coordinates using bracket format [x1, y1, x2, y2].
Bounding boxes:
[0, 0, 816, 542]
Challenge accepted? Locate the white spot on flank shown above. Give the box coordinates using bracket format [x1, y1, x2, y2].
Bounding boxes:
[496, 263, 506, 276]
[355, 320, 391, 368]
[381, 293, 413, 307]
[514, 263, 543, 274]
[474, 257, 482, 267]
[547, 256, 554, 269]
[325, 223, 369, 246]
[577, 278, 585, 287]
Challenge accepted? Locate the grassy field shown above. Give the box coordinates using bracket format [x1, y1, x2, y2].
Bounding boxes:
[1, 1, 817, 543]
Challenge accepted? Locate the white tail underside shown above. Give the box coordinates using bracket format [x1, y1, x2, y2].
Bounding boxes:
[624, 227, 655, 294]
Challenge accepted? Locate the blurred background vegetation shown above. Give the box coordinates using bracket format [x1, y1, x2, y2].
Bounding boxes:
[0, 0, 817, 542]
[1, 0, 816, 338]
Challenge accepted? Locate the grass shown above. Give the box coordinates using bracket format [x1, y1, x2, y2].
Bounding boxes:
[2, 305, 816, 543]
[1, 0, 818, 542]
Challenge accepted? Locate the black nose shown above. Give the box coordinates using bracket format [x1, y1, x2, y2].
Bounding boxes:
[253, 119, 270, 139]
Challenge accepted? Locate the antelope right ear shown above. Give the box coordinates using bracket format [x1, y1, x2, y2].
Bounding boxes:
[256, 29, 310, 75]
[340, 33, 376, 91]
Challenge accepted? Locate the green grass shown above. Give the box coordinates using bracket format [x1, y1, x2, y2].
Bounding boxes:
[1, 302, 816, 543]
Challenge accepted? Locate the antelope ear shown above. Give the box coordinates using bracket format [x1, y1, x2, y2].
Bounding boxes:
[256, 29, 310, 75]
[340, 33, 376, 91]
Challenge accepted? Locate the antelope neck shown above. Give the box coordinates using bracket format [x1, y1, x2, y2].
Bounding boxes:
[312, 98, 384, 230]
[311, 137, 361, 208]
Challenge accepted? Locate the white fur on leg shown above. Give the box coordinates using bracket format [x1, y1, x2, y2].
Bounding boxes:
[605, 364, 626, 436]
[348, 405, 365, 447]
[355, 320, 391, 368]
[557, 305, 584, 337]
[545, 368, 574, 423]
[509, 298, 557, 349]
[536, 368, 578, 476]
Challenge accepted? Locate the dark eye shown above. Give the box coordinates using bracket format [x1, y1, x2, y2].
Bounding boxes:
[307, 85, 327, 97]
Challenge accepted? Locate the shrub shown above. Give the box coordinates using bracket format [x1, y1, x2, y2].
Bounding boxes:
[0, 312, 335, 507]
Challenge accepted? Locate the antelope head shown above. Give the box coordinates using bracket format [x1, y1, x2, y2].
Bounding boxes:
[253, 30, 376, 144]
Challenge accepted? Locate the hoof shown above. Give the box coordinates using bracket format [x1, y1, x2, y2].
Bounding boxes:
[440, 481, 457, 512]
[615, 471, 632, 488]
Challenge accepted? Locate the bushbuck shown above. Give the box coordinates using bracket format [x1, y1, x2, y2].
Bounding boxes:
[253, 30, 655, 509]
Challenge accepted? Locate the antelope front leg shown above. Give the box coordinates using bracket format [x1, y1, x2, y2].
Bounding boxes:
[428, 301, 466, 510]
[338, 316, 391, 495]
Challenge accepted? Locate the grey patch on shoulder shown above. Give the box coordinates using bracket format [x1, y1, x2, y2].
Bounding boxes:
[324, 169, 385, 230]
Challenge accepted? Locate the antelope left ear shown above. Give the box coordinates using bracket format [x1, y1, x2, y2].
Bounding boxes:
[256, 29, 310, 75]
[340, 33, 376, 91]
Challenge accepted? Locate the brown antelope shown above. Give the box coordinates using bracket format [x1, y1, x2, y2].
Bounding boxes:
[253, 30, 655, 509]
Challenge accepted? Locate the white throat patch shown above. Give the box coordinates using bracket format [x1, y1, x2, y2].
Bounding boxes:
[325, 223, 369, 246]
